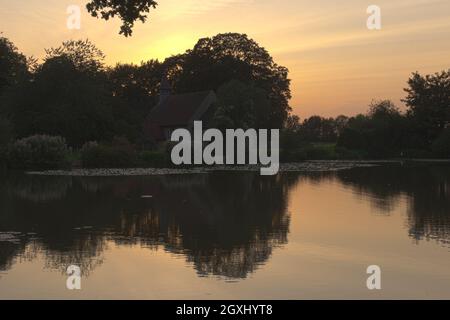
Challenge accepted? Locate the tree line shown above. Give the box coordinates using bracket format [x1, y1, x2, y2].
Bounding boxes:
[0, 32, 449, 170]
[0, 33, 290, 168]
[282, 71, 450, 160]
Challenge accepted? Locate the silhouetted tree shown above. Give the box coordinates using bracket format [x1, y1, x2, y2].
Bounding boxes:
[337, 100, 405, 157]
[86, 0, 158, 36]
[0, 36, 29, 94]
[285, 114, 301, 132]
[44, 39, 105, 74]
[107, 60, 163, 142]
[164, 33, 291, 128]
[432, 128, 450, 158]
[0, 117, 13, 146]
[213, 80, 271, 129]
[298, 116, 338, 142]
[403, 70, 450, 144]
[2, 40, 116, 146]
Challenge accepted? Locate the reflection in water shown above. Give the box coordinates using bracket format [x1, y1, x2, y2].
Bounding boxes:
[1, 165, 450, 283]
[0, 172, 295, 279]
[335, 165, 450, 247]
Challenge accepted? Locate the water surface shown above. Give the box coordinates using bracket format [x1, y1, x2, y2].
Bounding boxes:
[1, 165, 450, 299]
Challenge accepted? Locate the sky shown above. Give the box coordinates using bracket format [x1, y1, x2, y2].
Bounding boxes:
[0, 0, 449, 118]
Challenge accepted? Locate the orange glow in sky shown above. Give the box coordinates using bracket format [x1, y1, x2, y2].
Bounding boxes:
[1, 0, 449, 118]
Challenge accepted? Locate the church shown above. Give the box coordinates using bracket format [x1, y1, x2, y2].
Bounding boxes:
[144, 75, 217, 143]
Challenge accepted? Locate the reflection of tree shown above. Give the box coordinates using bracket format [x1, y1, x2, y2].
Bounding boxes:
[3, 174, 72, 202]
[334, 165, 450, 247]
[0, 172, 295, 279]
[145, 173, 292, 278]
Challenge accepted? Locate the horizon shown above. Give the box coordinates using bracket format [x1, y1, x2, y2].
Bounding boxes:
[1, 0, 449, 119]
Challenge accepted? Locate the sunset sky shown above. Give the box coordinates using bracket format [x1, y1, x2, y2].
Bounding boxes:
[1, 0, 449, 118]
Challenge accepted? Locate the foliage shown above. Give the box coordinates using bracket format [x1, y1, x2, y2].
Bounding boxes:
[2, 41, 116, 147]
[213, 80, 271, 129]
[80, 138, 137, 168]
[44, 39, 106, 74]
[432, 128, 450, 158]
[8, 135, 69, 169]
[2, 35, 449, 163]
[0, 117, 13, 166]
[0, 36, 29, 94]
[298, 115, 342, 142]
[336, 100, 404, 158]
[164, 33, 291, 128]
[403, 70, 450, 144]
[139, 150, 169, 168]
[86, 0, 158, 36]
[0, 117, 13, 147]
[106, 60, 163, 142]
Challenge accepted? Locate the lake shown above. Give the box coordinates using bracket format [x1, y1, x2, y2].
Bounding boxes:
[1, 164, 450, 299]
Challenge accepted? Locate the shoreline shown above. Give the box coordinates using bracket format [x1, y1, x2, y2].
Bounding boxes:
[23, 159, 450, 177]
[26, 161, 383, 176]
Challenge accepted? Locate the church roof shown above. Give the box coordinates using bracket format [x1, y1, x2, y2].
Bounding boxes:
[148, 90, 216, 127]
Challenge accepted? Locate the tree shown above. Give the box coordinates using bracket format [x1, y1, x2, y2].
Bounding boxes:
[164, 33, 291, 128]
[298, 116, 338, 142]
[0, 36, 29, 94]
[403, 70, 450, 144]
[337, 100, 405, 157]
[213, 80, 271, 130]
[3, 41, 116, 147]
[285, 114, 301, 132]
[106, 60, 163, 142]
[368, 99, 400, 118]
[44, 39, 105, 74]
[334, 115, 349, 136]
[432, 128, 450, 158]
[86, 0, 158, 37]
[0, 117, 13, 146]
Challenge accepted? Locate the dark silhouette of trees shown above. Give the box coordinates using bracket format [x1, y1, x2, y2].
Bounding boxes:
[164, 33, 291, 128]
[44, 39, 105, 74]
[1, 34, 449, 160]
[1, 35, 292, 151]
[106, 60, 163, 142]
[213, 80, 271, 129]
[2, 40, 116, 147]
[337, 100, 405, 158]
[0, 117, 12, 146]
[403, 70, 450, 144]
[0, 36, 29, 94]
[86, 0, 158, 37]
[298, 115, 339, 142]
[432, 128, 450, 158]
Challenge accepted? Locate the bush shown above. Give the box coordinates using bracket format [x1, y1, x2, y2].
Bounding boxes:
[337, 127, 367, 150]
[8, 135, 69, 169]
[432, 128, 450, 158]
[280, 148, 307, 162]
[80, 139, 137, 168]
[0, 117, 13, 146]
[335, 147, 367, 160]
[0, 118, 13, 167]
[139, 150, 169, 168]
[303, 144, 335, 160]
